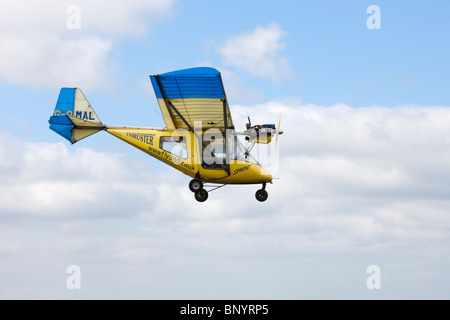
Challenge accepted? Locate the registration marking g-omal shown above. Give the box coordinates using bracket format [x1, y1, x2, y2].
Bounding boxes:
[54, 110, 96, 121]
[54, 110, 73, 116]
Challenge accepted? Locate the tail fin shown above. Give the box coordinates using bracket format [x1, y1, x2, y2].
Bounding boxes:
[49, 88, 104, 144]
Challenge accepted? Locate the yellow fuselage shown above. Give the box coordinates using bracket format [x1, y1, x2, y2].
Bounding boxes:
[106, 127, 272, 184]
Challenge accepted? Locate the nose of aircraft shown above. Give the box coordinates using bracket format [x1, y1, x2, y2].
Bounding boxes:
[253, 164, 272, 183]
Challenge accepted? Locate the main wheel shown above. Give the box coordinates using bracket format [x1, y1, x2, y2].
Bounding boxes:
[255, 189, 268, 202]
[194, 189, 208, 202]
[189, 179, 203, 192]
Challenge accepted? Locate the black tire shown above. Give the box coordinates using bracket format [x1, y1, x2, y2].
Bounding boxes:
[255, 189, 268, 202]
[194, 189, 208, 202]
[189, 179, 203, 192]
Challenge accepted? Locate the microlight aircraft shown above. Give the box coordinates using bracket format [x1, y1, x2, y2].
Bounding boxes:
[48, 67, 283, 202]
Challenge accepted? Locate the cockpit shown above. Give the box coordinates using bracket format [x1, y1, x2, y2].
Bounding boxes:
[202, 132, 259, 170]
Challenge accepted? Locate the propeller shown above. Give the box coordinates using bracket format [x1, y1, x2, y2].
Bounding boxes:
[246, 116, 251, 130]
[275, 113, 281, 148]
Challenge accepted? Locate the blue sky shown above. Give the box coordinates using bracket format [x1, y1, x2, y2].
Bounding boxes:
[1, 0, 450, 300]
[3, 1, 450, 140]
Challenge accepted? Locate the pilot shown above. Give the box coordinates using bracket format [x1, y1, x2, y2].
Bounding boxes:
[203, 136, 215, 155]
[202, 136, 218, 166]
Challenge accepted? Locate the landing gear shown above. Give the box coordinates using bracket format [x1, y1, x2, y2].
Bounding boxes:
[194, 189, 209, 202]
[255, 189, 268, 202]
[189, 178, 203, 192]
[189, 178, 208, 202]
[189, 179, 269, 202]
[255, 183, 268, 202]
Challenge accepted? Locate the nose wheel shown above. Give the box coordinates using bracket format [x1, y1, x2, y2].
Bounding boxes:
[255, 183, 268, 202]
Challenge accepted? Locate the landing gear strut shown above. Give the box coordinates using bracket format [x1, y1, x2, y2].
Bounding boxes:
[255, 183, 268, 202]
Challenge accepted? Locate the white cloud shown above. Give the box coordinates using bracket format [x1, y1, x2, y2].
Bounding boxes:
[0, 34, 114, 89]
[218, 68, 264, 102]
[1, 102, 450, 298]
[73, 0, 176, 37]
[231, 102, 450, 241]
[218, 23, 295, 81]
[0, 0, 175, 89]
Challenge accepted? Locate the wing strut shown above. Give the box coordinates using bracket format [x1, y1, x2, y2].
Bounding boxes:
[223, 99, 230, 175]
